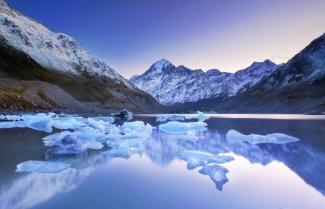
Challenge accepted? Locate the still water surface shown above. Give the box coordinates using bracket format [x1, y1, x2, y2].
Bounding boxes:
[0, 114, 324, 209]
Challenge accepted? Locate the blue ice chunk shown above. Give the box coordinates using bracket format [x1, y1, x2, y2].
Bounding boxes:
[159, 121, 207, 135]
[197, 111, 209, 122]
[226, 130, 300, 145]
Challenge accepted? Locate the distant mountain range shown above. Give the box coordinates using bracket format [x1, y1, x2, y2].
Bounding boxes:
[130, 59, 279, 104]
[131, 34, 325, 114]
[0, 0, 162, 113]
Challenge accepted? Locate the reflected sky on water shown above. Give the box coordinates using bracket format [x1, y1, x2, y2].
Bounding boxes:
[0, 115, 324, 209]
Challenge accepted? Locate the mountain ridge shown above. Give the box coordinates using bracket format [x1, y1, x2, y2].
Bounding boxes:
[130, 58, 279, 104]
[0, 0, 163, 113]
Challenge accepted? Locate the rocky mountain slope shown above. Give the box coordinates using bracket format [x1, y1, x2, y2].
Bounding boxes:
[130, 59, 279, 104]
[131, 33, 325, 113]
[174, 34, 325, 113]
[0, 0, 162, 113]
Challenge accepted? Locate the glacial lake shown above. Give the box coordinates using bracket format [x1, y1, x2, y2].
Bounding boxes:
[0, 114, 324, 209]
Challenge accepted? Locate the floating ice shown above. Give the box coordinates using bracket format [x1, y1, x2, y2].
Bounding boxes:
[120, 121, 153, 139]
[180, 150, 234, 170]
[159, 121, 207, 135]
[1, 115, 21, 121]
[197, 111, 209, 122]
[199, 164, 229, 191]
[52, 117, 86, 130]
[156, 114, 186, 122]
[0, 113, 116, 133]
[87, 118, 107, 130]
[226, 130, 300, 145]
[43, 131, 73, 147]
[16, 160, 71, 173]
[25, 116, 54, 133]
[81, 141, 104, 150]
[0, 121, 25, 129]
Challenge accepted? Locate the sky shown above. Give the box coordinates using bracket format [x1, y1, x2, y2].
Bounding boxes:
[6, 0, 325, 78]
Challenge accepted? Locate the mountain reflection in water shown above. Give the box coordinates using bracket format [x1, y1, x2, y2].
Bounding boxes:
[0, 115, 324, 209]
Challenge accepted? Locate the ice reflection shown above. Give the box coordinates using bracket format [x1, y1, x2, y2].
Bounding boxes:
[1, 120, 324, 209]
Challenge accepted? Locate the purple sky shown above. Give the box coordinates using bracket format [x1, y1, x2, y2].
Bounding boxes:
[6, 0, 325, 78]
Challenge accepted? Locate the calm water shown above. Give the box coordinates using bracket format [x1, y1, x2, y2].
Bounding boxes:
[0, 114, 325, 209]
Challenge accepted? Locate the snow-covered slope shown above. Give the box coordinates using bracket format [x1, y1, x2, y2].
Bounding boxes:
[130, 59, 279, 104]
[0, 0, 129, 86]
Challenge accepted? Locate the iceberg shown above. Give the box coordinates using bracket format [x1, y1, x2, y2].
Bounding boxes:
[197, 111, 209, 122]
[120, 121, 153, 139]
[52, 117, 86, 130]
[156, 114, 186, 122]
[1, 115, 21, 121]
[159, 121, 207, 135]
[87, 118, 107, 130]
[226, 130, 300, 145]
[81, 141, 104, 150]
[43, 131, 73, 147]
[25, 116, 54, 133]
[16, 160, 71, 173]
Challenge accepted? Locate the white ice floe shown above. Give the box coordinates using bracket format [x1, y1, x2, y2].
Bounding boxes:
[156, 112, 209, 123]
[16, 160, 71, 173]
[156, 114, 186, 122]
[81, 141, 104, 150]
[159, 121, 207, 135]
[0, 113, 115, 133]
[180, 150, 234, 170]
[43, 128, 107, 150]
[43, 131, 73, 147]
[120, 121, 153, 139]
[226, 130, 300, 145]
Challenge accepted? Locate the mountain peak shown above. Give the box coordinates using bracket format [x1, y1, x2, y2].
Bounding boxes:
[146, 59, 174, 75]
[152, 58, 173, 68]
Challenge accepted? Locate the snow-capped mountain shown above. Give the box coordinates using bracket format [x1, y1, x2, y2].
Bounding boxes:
[171, 33, 325, 114]
[0, 0, 129, 86]
[130, 59, 279, 104]
[0, 0, 163, 113]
